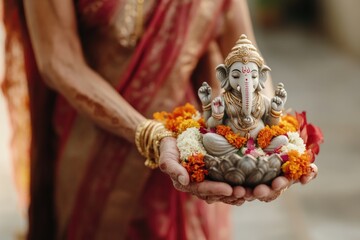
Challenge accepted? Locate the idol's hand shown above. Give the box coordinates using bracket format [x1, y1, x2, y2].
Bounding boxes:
[159, 137, 246, 206]
[246, 164, 318, 202]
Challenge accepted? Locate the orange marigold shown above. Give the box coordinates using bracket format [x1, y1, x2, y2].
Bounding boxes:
[153, 103, 204, 135]
[178, 119, 201, 134]
[216, 125, 247, 148]
[173, 103, 197, 118]
[153, 111, 169, 123]
[257, 126, 275, 148]
[197, 117, 206, 128]
[281, 150, 311, 180]
[280, 115, 299, 132]
[271, 125, 287, 136]
[216, 125, 231, 135]
[182, 154, 208, 183]
[191, 169, 207, 182]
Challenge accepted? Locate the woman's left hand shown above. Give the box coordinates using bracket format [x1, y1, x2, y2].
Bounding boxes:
[248, 164, 318, 202]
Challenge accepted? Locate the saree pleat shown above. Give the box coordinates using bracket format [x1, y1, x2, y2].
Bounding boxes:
[6, 0, 233, 239]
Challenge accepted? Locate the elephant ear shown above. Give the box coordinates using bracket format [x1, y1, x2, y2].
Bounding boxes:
[258, 65, 271, 91]
[216, 64, 231, 90]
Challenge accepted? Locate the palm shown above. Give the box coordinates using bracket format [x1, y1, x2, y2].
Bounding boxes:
[158, 137, 317, 204]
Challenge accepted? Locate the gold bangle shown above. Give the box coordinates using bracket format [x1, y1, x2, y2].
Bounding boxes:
[135, 119, 173, 169]
[212, 112, 224, 121]
[135, 120, 151, 157]
[270, 109, 282, 118]
[202, 102, 211, 111]
[153, 129, 174, 161]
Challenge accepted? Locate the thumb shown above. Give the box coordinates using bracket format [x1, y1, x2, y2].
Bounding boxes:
[159, 137, 190, 186]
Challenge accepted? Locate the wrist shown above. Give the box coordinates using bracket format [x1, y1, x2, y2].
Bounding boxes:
[270, 109, 282, 118]
[135, 119, 174, 169]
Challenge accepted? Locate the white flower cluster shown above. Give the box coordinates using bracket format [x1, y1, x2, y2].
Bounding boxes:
[281, 132, 306, 154]
[177, 127, 206, 161]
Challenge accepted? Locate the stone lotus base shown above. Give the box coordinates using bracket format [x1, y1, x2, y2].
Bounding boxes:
[204, 153, 282, 187]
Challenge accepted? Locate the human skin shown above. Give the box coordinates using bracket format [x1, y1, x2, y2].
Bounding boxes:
[24, 0, 317, 205]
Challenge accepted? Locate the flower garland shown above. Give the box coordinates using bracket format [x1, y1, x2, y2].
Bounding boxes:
[153, 103, 323, 182]
[153, 103, 205, 136]
[215, 125, 247, 148]
[281, 150, 312, 180]
[154, 104, 208, 182]
[182, 154, 208, 182]
[257, 115, 299, 149]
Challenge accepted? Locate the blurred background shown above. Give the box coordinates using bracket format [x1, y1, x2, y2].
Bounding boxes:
[1, 0, 360, 239]
[232, 0, 360, 240]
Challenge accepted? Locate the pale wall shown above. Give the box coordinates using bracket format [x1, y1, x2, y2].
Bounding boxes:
[320, 0, 360, 56]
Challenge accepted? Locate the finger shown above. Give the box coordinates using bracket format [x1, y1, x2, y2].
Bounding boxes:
[232, 198, 245, 206]
[233, 186, 246, 198]
[244, 188, 255, 201]
[187, 181, 233, 197]
[300, 164, 318, 184]
[173, 180, 189, 193]
[271, 176, 291, 191]
[159, 138, 189, 185]
[173, 180, 233, 197]
[198, 195, 224, 204]
[253, 184, 271, 199]
[219, 195, 245, 206]
[259, 191, 281, 203]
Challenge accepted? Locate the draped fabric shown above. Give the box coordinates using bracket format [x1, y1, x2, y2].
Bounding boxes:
[4, 0, 233, 239]
[3, 0, 32, 214]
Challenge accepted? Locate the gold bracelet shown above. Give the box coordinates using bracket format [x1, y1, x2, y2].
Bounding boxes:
[270, 109, 282, 118]
[202, 102, 211, 111]
[153, 129, 174, 161]
[135, 119, 174, 169]
[135, 120, 151, 157]
[212, 112, 224, 121]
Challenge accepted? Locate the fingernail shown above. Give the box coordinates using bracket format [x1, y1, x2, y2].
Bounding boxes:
[178, 175, 186, 185]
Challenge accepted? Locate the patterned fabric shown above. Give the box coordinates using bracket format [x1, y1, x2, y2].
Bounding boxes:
[5, 0, 233, 239]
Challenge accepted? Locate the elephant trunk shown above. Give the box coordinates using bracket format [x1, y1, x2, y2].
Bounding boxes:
[240, 77, 253, 118]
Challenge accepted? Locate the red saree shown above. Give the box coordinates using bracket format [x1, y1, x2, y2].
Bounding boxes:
[6, 0, 233, 239]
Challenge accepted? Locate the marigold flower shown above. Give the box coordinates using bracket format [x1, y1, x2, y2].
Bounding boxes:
[281, 115, 299, 132]
[182, 154, 208, 183]
[271, 125, 287, 136]
[153, 103, 204, 135]
[257, 126, 275, 148]
[216, 125, 231, 135]
[197, 117, 206, 128]
[216, 125, 246, 148]
[178, 119, 201, 134]
[281, 150, 311, 180]
[173, 103, 197, 118]
[257, 116, 300, 149]
[153, 111, 169, 123]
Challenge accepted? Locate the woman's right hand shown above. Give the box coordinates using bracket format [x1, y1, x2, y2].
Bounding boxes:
[158, 137, 246, 206]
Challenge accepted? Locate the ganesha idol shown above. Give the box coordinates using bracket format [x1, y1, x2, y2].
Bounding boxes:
[197, 34, 290, 186]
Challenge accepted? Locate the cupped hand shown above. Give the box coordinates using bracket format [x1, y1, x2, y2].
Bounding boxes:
[159, 137, 318, 205]
[159, 137, 246, 206]
[248, 163, 318, 203]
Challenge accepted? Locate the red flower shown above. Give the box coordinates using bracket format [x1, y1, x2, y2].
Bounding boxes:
[296, 112, 324, 162]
